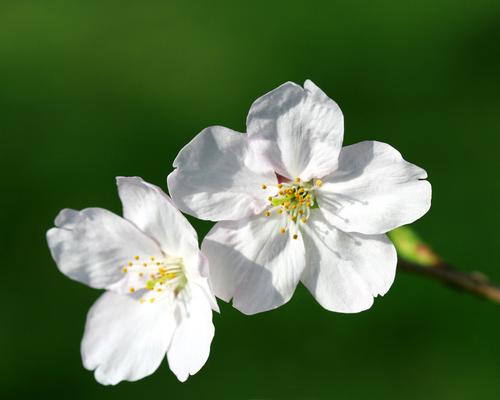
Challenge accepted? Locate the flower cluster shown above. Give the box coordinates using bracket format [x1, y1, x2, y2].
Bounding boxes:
[47, 80, 431, 384]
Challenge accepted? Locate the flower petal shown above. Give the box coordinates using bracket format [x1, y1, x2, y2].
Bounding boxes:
[246, 80, 344, 181]
[201, 215, 306, 315]
[167, 285, 215, 382]
[167, 126, 277, 221]
[301, 210, 397, 313]
[316, 141, 432, 234]
[81, 291, 176, 385]
[47, 208, 162, 289]
[117, 177, 199, 260]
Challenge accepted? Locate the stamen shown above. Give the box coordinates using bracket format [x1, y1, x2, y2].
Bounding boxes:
[123, 255, 188, 304]
[260, 177, 320, 239]
[261, 184, 267, 189]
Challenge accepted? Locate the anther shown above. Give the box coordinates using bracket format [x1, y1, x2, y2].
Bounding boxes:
[268, 196, 273, 202]
[129, 287, 135, 293]
[149, 298, 156, 303]
[122, 267, 128, 273]
[315, 179, 323, 187]
[264, 210, 271, 217]
[278, 183, 283, 189]
[293, 234, 298, 240]
[279, 227, 286, 234]
[134, 256, 140, 260]
[295, 177, 301, 182]
[261, 184, 267, 189]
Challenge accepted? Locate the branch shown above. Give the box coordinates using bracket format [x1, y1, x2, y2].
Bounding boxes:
[398, 260, 500, 303]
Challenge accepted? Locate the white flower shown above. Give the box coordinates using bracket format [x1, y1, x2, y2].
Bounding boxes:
[168, 80, 431, 315]
[46, 177, 219, 384]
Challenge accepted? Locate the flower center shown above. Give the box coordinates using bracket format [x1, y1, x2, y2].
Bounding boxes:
[121, 255, 188, 304]
[261, 177, 322, 239]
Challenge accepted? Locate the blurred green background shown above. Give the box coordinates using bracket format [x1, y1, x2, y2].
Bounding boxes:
[2, 0, 500, 398]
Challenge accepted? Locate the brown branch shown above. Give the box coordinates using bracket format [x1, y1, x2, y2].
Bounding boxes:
[398, 260, 500, 303]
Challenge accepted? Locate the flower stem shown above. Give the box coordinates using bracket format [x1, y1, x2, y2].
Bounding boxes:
[398, 260, 500, 303]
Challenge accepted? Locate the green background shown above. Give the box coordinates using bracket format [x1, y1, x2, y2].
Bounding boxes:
[2, 1, 500, 398]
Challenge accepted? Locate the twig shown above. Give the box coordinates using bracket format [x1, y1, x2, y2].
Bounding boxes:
[398, 260, 500, 303]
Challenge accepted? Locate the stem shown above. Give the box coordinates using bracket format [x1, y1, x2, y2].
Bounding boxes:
[398, 260, 500, 303]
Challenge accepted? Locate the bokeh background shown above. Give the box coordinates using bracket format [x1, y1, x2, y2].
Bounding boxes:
[2, 1, 500, 398]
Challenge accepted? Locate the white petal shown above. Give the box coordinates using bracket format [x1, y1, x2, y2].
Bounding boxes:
[47, 208, 162, 289]
[301, 210, 397, 313]
[117, 177, 199, 260]
[201, 215, 306, 315]
[167, 285, 215, 382]
[193, 252, 220, 312]
[246, 80, 344, 181]
[81, 291, 176, 385]
[167, 126, 277, 221]
[317, 141, 432, 234]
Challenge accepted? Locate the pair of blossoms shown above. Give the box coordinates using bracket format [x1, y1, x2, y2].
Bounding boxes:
[47, 80, 431, 384]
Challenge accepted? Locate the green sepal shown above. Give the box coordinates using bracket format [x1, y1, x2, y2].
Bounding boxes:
[388, 226, 441, 267]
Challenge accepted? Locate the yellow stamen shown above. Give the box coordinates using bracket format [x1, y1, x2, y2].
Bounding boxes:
[279, 227, 286, 234]
[261, 184, 267, 189]
[277, 183, 283, 189]
[264, 210, 271, 217]
[315, 179, 323, 187]
[295, 177, 301, 182]
[293, 234, 298, 240]
[129, 287, 135, 293]
[134, 256, 140, 260]
[122, 267, 128, 273]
